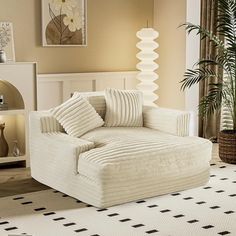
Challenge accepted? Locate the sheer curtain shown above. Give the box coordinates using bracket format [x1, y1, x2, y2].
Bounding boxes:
[199, 0, 222, 141]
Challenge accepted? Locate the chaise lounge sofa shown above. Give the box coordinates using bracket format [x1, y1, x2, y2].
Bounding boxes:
[29, 90, 212, 208]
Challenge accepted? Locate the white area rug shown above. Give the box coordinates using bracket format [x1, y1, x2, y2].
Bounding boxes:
[0, 160, 236, 236]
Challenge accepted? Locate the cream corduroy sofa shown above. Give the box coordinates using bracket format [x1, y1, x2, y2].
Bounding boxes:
[29, 92, 212, 208]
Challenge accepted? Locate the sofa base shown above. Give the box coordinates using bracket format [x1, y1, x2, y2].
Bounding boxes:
[32, 168, 209, 208]
[30, 112, 211, 208]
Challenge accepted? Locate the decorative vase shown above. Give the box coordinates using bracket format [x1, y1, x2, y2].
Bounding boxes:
[219, 130, 236, 164]
[0, 50, 6, 63]
[0, 123, 9, 157]
[12, 140, 20, 157]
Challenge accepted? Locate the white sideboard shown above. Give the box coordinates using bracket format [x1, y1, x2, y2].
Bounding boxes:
[0, 62, 37, 167]
[37, 71, 138, 110]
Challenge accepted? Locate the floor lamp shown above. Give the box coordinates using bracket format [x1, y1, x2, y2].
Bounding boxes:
[136, 28, 159, 106]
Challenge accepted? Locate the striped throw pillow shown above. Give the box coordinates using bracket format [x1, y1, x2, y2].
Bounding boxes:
[51, 96, 104, 137]
[72, 91, 106, 119]
[104, 88, 143, 127]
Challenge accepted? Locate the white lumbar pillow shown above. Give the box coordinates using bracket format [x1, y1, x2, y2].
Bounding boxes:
[51, 95, 104, 137]
[104, 88, 143, 127]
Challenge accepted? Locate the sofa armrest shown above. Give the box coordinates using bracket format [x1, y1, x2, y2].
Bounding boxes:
[32, 110, 64, 133]
[29, 111, 95, 176]
[143, 106, 191, 136]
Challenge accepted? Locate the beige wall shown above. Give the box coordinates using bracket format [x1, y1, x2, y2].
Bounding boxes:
[0, 0, 187, 109]
[154, 0, 186, 110]
[0, 0, 153, 73]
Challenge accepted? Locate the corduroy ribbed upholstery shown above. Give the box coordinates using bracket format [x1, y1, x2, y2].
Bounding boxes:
[73, 91, 106, 119]
[29, 92, 212, 208]
[79, 127, 212, 182]
[143, 106, 191, 137]
[51, 95, 104, 137]
[39, 112, 64, 133]
[104, 88, 143, 127]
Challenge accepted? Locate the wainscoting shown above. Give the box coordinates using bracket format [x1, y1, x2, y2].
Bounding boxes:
[37, 71, 138, 110]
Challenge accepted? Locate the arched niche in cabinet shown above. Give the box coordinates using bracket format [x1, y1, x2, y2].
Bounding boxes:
[0, 80, 25, 110]
[0, 80, 26, 166]
[0, 62, 36, 167]
[0, 113, 26, 161]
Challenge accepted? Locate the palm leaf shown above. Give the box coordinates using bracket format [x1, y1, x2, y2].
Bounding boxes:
[199, 83, 224, 116]
[181, 0, 236, 128]
[180, 68, 217, 91]
[217, 0, 236, 49]
[180, 23, 226, 50]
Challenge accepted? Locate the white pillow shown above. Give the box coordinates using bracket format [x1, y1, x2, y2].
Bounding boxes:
[104, 88, 143, 127]
[51, 96, 104, 137]
[72, 91, 106, 119]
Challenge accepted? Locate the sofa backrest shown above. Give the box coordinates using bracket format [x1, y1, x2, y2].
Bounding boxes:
[73, 91, 106, 119]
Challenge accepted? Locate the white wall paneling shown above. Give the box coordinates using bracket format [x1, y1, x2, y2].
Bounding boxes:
[186, 0, 201, 136]
[37, 71, 138, 110]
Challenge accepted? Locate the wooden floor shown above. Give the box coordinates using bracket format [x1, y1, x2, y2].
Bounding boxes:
[0, 144, 219, 198]
[0, 165, 49, 198]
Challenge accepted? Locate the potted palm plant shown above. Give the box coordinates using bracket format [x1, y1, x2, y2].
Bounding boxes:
[181, 0, 236, 164]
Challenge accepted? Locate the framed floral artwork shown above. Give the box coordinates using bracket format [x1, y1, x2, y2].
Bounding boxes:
[0, 22, 15, 61]
[41, 0, 87, 46]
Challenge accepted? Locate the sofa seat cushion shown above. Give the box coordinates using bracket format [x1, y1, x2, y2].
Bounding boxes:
[78, 127, 212, 185]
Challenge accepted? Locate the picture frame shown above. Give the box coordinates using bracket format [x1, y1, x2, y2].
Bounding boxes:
[0, 22, 15, 61]
[41, 0, 87, 47]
